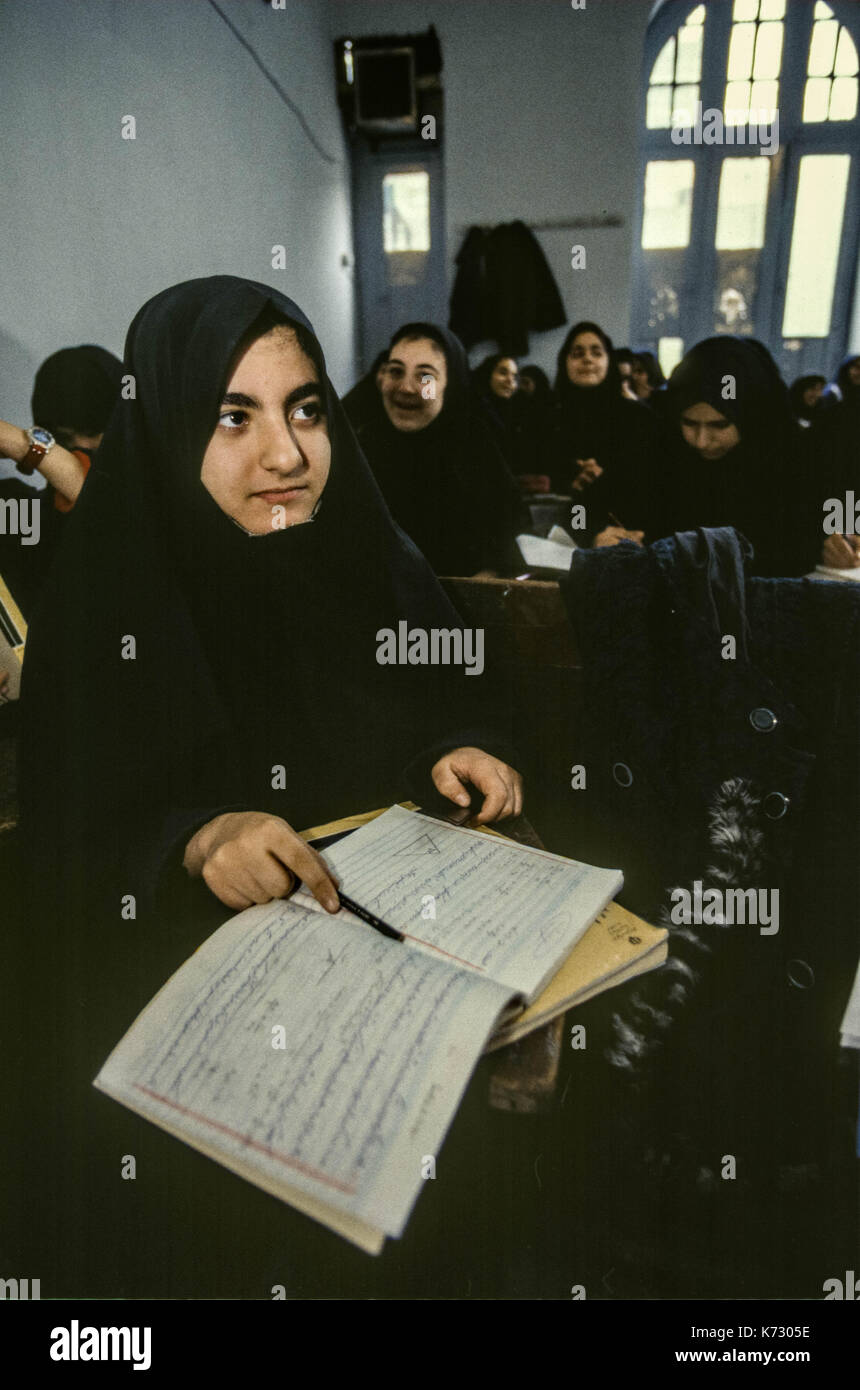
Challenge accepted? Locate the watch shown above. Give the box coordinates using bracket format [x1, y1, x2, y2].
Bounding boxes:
[19, 426, 55, 475]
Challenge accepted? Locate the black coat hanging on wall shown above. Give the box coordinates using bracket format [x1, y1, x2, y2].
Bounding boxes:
[449, 221, 566, 355]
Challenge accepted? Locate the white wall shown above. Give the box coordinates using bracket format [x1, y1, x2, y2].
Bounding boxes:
[0, 0, 355, 475]
[330, 0, 651, 376]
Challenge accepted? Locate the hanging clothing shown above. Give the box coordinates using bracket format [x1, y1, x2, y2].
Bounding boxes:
[652, 337, 821, 576]
[355, 325, 521, 575]
[449, 221, 566, 355]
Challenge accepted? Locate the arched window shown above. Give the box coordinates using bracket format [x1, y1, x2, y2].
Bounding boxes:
[632, 0, 860, 381]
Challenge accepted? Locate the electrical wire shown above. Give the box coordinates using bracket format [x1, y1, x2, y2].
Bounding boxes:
[205, 0, 340, 166]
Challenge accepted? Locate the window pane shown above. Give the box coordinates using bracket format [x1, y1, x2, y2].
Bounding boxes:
[658, 337, 685, 377]
[803, 76, 831, 121]
[750, 79, 779, 120]
[676, 23, 704, 83]
[715, 157, 770, 249]
[647, 85, 673, 128]
[651, 36, 675, 85]
[728, 23, 756, 79]
[814, 1, 833, 18]
[809, 19, 838, 76]
[725, 80, 751, 122]
[733, 0, 758, 21]
[753, 21, 783, 79]
[758, 0, 784, 17]
[672, 85, 699, 125]
[642, 161, 695, 249]
[382, 172, 430, 253]
[829, 76, 858, 120]
[834, 27, 859, 77]
[782, 154, 850, 337]
[686, 4, 705, 24]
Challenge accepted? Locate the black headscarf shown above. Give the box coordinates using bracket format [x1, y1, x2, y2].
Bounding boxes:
[657, 337, 819, 575]
[19, 279, 512, 949]
[30, 344, 124, 438]
[355, 322, 519, 574]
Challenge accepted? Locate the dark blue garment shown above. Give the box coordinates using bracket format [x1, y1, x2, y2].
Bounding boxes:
[558, 527, 860, 1173]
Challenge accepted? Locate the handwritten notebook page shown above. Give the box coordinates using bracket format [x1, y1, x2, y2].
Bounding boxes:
[319, 805, 623, 1001]
[94, 896, 511, 1246]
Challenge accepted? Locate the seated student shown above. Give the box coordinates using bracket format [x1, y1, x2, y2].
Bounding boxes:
[352, 323, 520, 577]
[651, 337, 821, 577]
[518, 364, 552, 406]
[810, 356, 860, 571]
[788, 372, 826, 429]
[29, 343, 124, 510]
[20, 278, 522, 945]
[471, 352, 545, 482]
[545, 321, 662, 546]
[613, 347, 640, 401]
[0, 345, 122, 618]
[631, 350, 666, 404]
[14, 277, 524, 1299]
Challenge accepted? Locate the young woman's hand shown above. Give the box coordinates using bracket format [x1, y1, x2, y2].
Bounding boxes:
[821, 533, 860, 569]
[431, 748, 523, 824]
[593, 525, 644, 548]
[183, 811, 340, 913]
[571, 458, 602, 493]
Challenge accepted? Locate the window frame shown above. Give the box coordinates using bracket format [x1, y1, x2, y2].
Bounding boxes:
[632, 0, 860, 380]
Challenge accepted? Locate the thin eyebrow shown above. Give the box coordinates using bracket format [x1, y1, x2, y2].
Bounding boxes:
[220, 382, 322, 410]
[387, 358, 439, 374]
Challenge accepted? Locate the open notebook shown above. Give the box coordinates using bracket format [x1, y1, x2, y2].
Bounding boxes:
[95, 805, 664, 1253]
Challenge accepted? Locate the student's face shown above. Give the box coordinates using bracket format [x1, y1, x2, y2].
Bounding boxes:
[200, 326, 330, 534]
[680, 402, 741, 461]
[631, 363, 652, 399]
[518, 374, 536, 396]
[566, 333, 609, 388]
[490, 358, 519, 399]
[381, 337, 447, 431]
[847, 358, 860, 387]
[802, 381, 823, 409]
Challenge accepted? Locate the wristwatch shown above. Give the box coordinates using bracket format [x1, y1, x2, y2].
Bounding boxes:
[19, 426, 55, 475]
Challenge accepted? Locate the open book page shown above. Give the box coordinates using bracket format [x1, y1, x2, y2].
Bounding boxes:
[317, 805, 623, 1001]
[813, 565, 860, 582]
[94, 895, 512, 1243]
[485, 901, 668, 1051]
[516, 533, 575, 571]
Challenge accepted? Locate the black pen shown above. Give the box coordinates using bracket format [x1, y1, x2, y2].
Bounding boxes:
[337, 890, 404, 942]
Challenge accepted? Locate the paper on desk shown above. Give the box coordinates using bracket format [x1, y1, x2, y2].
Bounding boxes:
[516, 533, 575, 571]
[95, 895, 511, 1241]
[321, 805, 623, 1001]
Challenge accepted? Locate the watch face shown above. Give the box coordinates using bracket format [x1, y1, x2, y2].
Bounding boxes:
[31, 428, 53, 446]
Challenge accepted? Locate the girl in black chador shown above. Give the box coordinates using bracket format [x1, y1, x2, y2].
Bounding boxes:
[546, 320, 662, 545]
[654, 337, 822, 577]
[19, 277, 521, 1043]
[353, 322, 521, 577]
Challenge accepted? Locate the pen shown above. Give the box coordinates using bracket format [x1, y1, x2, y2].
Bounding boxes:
[337, 890, 404, 942]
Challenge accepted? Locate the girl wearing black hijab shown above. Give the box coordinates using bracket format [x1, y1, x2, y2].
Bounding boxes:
[654, 337, 821, 577]
[354, 323, 520, 576]
[545, 320, 662, 545]
[471, 351, 543, 478]
[19, 277, 521, 1001]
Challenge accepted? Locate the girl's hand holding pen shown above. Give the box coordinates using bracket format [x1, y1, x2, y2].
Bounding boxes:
[183, 810, 340, 913]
